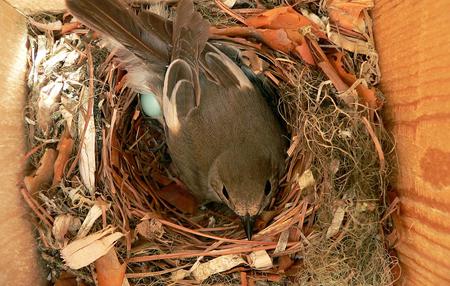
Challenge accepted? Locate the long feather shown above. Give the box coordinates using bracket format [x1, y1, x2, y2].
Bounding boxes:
[170, 0, 210, 104]
[66, 0, 170, 68]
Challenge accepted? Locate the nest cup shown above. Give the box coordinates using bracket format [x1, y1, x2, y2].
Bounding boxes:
[1, 0, 450, 285]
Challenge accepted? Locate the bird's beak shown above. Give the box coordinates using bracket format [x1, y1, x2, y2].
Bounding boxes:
[241, 215, 256, 240]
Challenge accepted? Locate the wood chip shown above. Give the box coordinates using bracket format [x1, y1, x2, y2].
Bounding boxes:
[222, 0, 236, 8]
[77, 202, 107, 238]
[247, 250, 273, 270]
[38, 78, 63, 132]
[297, 169, 315, 190]
[53, 214, 78, 248]
[78, 87, 96, 194]
[61, 227, 123, 270]
[136, 219, 164, 240]
[192, 255, 246, 282]
[171, 269, 190, 282]
[273, 230, 290, 254]
[326, 206, 346, 238]
[327, 30, 373, 55]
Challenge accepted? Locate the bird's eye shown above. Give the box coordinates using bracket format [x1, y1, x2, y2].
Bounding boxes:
[264, 180, 271, 196]
[222, 185, 230, 200]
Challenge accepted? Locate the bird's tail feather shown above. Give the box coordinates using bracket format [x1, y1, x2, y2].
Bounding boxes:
[171, 0, 209, 64]
[66, 0, 172, 93]
[66, 0, 170, 65]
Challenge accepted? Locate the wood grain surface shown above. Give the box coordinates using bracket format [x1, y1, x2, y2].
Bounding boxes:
[374, 0, 450, 285]
[0, 1, 46, 285]
[4, 0, 65, 14]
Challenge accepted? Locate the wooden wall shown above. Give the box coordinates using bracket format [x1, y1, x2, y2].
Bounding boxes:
[374, 1, 450, 285]
[0, 1, 46, 285]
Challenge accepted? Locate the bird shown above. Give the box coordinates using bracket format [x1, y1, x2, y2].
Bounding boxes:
[66, 0, 287, 239]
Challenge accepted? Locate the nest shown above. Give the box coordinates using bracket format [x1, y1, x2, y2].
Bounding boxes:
[22, 1, 399, 285]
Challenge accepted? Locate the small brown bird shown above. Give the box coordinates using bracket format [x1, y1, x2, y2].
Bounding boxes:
[66, 0, 286, 239]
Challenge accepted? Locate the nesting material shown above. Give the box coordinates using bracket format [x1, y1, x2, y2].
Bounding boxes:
[192, 255, 246, 282]
[61, 227, 124, 270]
[22, 1, 399, 285]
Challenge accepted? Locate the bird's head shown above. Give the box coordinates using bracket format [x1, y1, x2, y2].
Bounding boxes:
[208, 148, 284, 239]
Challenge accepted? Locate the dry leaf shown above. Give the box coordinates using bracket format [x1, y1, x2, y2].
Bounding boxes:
[259, 29, 315, 65]
[328, 52, 380, 109]
[210, 25, 315, 64]
[326, 206, 346, 238]
[308, 37, 356, 94]
[136, 219, 164, 240]
[192, 255, 246, 281]
[78, 87, 96, 194]
[95, 248, 127, 286]
[155, 183, 198, 214]
[53, 130, 74, 185]
[37, 78, 63, 132]
[24, 148, 57, 195]
[246, 6, 324, 37]
[258, 29, 295, 54]
[327, 0, 374, 34]
[293, 39, 315, 65]
[61, 227, 123, 269]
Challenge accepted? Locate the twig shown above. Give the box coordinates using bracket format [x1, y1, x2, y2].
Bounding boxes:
[20, 188, 53, 228]
[129, 242, 296, 263]
[214, 0, 247, 24]
[362, 116, 385, 171]
[157, 218, 276, 245]
[126, 265, 190, 279]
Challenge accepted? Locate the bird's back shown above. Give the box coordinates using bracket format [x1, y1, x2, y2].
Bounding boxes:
[166, 59, 286, 202]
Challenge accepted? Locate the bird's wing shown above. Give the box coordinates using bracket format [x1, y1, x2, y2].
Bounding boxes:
[162, 0, 209, 133]
[163, 59, 196, 133]
[203, 44, 253, 90]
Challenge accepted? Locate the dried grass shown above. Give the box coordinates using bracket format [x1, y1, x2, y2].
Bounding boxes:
[278, 61, 397, 285]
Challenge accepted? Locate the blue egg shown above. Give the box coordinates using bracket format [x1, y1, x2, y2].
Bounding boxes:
[140, 92, 162, 118]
